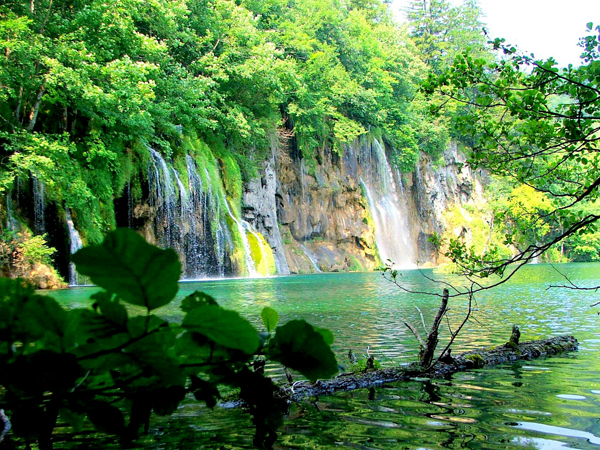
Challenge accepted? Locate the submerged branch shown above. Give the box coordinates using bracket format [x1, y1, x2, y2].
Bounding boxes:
[276, 334, 578, 402]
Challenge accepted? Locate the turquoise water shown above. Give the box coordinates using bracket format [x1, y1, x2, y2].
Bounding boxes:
[48, 263, 600, 449]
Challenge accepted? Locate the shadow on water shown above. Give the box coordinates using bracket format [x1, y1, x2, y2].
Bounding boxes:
[41, 263, 600, 449]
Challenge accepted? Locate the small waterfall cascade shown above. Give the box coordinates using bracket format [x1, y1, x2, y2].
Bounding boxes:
[300, 158, 307, 201]
[359, 138, 416, 268]
[246, 227, 276, 276]
[5, 194, 19, 231]
[147, 148, 234, 278]
[225, 201, 259, 277]
[65, 209, 89, 286]
[148, 148, 178, 251]
[32, 176, 45, 235]
[300, 244, 321, 273]
[200, 166, 232, 277]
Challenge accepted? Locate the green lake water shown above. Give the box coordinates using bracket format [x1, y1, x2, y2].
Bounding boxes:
[46, 263, 600, 449]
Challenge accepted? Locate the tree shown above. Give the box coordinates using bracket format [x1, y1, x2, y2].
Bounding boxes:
[404, 0, 489, 72]
[420, 23, 600, 292]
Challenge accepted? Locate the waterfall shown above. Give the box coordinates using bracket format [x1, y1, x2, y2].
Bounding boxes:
[300, 244, 321, 273]
[32, 176, 45, 235]
[5, 194, 18, 231]
[65, 209, 89, 286]
[148, 147, 178, 252]
[147, 148, 233, 278]
[225, 201, 259, 277]
[359, 139, 416, 268]
[143, 146, 281, 278]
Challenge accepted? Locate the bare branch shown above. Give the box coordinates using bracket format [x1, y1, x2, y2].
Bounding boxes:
[404, 321, 425, 347]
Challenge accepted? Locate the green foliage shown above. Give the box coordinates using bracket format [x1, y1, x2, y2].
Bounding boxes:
[261, 306, 279, 332]
[350, 357, 382, 372]
[268, 320, 339, 382]
[405, 0, 491, 73]
[218, 151, 243, 207]
[0, 230, 64, 288]
[0, 229, 337, 448]
[72, 228, 181, 311]
[423, 23, 600, 277]
[182, 302, 260, 354]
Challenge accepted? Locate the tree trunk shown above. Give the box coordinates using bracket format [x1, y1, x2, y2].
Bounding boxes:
[27, 83, 46, 131]
[14, 86, 23, 122]
[405, 288, 449, 369]
[420, 288, 448, 367]
[38, 403, 59, 450]
[277, 334, 578, 402]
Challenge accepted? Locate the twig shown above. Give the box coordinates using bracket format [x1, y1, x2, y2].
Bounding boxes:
[404, 322, 425, 347]
[429, 291, 474, 371]
[415, 306, 427, 333]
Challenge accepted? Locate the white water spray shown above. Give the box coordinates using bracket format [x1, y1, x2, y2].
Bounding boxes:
[360, 139, 416, 268]
[300, 244, 322, 273]
[225, 201, 260, 277]
[65, 209, 89, 286]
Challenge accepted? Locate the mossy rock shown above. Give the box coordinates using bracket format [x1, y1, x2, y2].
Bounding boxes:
[29, 263, 67, 290]
[465, 353, 484, 368]
[347, 255, 364, 272]
[247, 230, 276, 276]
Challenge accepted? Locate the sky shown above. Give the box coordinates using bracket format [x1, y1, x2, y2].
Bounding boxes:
[389, 0, 600, 67]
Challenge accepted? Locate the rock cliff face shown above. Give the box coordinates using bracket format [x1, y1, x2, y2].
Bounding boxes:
[407, 142, 486, 265]
[2, 134, 484, 284]
[242, 151, 290, 275]
[242, 135, 483, 274]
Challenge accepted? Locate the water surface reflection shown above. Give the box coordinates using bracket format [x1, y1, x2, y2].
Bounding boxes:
[47, 263, 600, 449]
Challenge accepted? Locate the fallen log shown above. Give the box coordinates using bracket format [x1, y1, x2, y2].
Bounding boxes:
[277, 334, 578, 402]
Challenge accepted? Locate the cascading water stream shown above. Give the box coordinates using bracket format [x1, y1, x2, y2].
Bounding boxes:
[300, 244, 321, 273]
[148, 148, 178, 252]
[202, 167, 228, 276]
[224, 201, 259, 277]
[32, 176, 45, 235]
[147, 148, 232, 278]
[5, 194, 18, 231]
[65, 209, 89, 286]
[359, 139, 416, 268]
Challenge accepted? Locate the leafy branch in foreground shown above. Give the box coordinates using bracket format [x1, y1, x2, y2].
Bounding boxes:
[0, 228, 338, 449]
[418, 23, 600, 293]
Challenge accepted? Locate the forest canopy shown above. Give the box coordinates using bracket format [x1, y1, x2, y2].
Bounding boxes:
[1, 0, 599, 281]
[0, 0, 475, 250]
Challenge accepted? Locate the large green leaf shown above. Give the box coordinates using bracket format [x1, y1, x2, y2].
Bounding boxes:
[261, 306, 279, 332]
[92, 291, 127, 327]
[0, 278, 68, 349]
[182, 305, 260, 354]
[72, 228, 181, 310]
[85, 401, 126, 436]
[180, 291, 218, 312]
[126, 328, 184, 385]
[269, 320, 338, 381]
[314, 326, 335, 345]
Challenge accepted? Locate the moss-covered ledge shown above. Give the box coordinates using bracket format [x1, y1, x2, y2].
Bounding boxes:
[277, 334, 578, 402]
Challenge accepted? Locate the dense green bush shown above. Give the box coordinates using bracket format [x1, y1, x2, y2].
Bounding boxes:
[0, 229, 338, 449]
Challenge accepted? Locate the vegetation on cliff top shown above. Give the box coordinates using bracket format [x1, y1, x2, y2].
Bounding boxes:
[2, 0, 599, 281]
[0, 0, 480, 278]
